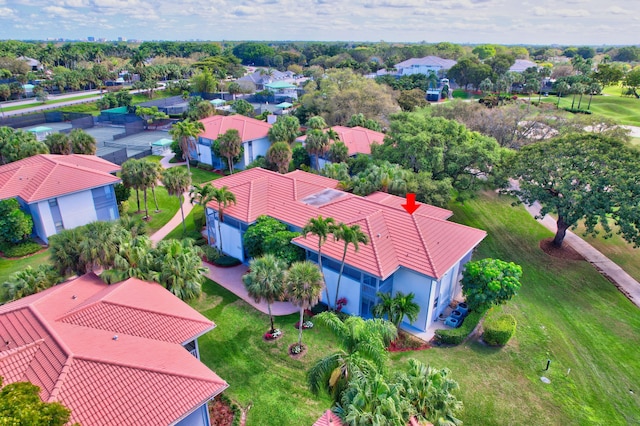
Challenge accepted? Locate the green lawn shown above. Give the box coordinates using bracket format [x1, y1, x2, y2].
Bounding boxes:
[194, 191, 640, 425]
[539, 92, 640, 127]
[163, 204, 202, 240]
[0, 249, 50, 283]
[127, 186, 180, 233]
[174, 165, 223, 185]
[131, 90, 175, 104]
[145, 155, 164, 163]
[1, 93, 100, 112]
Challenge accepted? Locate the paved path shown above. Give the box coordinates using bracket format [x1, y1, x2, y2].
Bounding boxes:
[202, 262, 298, 316]
[523, 200, 640, 308]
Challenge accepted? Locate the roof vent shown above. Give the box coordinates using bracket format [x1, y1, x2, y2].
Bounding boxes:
[377, 233, 381, 238]
[112, 335, 118, 341]
[72, 295, 77, 299]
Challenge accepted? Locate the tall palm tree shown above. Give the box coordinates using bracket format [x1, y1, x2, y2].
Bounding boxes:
[586, 82, 602, 110]
[152, 239, 206, 300]
[397, 359, 463, 426]
[121, 159, 142, 213]
[302, 216, 336, 306]
[243, 254, 287, 333]
[101, 235, 154, 284]
[307, 311, 397, 402]
[332, 223, 369, 310]
[44, 133, 71, 155]
[307, 116, 327, 130]
[372, 291, 420, 329]
[168, 119, 205, 176]
[161, 167, 192, 234]
[267, 141, 292, 174]
[49, 228, 86, 276]
[190, 182, 217, 241]
[217, 129, 242, 174]
[69, 129, 96, 155]
[143, 160, 162, 212]
[555, 81, 570, 107]
[286, 261, 324, 353]
[305, 129, 330, 170]
[211, 186, 236, 253]
[78, 221, 126, 272]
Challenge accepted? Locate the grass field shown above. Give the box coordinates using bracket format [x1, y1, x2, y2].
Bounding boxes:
[174, 165, 224, 185]
[195, 191, 640, 425]
[0, 249, 50, 283]
[539, 90, 640, 127]
[127, 186, 180, 234]
[163, 204, 203, 240]
[1, 93, 99, 112]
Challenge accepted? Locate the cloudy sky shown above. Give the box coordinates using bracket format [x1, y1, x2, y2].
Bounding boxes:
[0, 0, 637, 45]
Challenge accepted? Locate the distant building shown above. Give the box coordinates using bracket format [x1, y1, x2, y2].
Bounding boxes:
[87, 36, 95, 42]
[509, 59, 538, 73]
[393, 56, 457, 77]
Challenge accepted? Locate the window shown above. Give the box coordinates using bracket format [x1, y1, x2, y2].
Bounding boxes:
[343, 266, 361, 281]
[48, 199, 64, 233]
[323, 258, 341, 272]
[362, 274, 377, 289]
[248, 141, 253, 162]
[307, 252, 319, 263]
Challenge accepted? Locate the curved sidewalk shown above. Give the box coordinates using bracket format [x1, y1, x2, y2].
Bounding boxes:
[524, 200, 640, 308]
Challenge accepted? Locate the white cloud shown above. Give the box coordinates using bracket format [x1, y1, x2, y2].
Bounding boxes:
[0, 6, 16, 18]
[608, 6, 625, 14]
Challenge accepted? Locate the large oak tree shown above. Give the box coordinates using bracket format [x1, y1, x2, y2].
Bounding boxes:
[509, 134, 640, 247]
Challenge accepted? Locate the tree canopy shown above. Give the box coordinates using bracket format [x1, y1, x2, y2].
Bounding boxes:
[0, 377, 74, 426]
[509, 134, 640, 247]
[462, 258, 523, 312]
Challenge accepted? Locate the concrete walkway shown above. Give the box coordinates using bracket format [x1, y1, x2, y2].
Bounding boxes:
[202, 262, 298, 316]
[524, 200, 640, 308]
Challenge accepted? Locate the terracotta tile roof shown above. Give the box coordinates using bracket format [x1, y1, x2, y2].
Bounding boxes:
[314, 409, 343, 426]
[199, 115, 272, 142]
[0, 273, 227, 426]
[210, 169, 486, 279]
[297, 126, 385, 156]
[0, 154, 121, 203]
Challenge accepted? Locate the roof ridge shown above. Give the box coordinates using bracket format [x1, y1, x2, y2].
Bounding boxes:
[101, 300, 214, 327]
[29, 306, 74, 357]
[72, 355, 228, 384]
[411, 214, 437, 278]
[363, 213, 385, 277]
[0, 337, 44, 360]
[47, 355, 74, 402]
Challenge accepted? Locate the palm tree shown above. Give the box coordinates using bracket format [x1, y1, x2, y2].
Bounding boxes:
[266, 141, 292, 174]
[121, 159, 142, 213]
[587, 82, 602, 110]
[69, 129, 96, 155]
[243, 254, 287, 333]
[372, 291, 420, 329]
[190, 182, 217, 241]
[168, 119, 205, 176]
[78, 221, 126, 272]
[397, 359, 463, 426]
[286, 261, 324, 353]
[44, 133, 71, 155]
[335, 372, 413, 426]
[302, 216, 336, 306]
[555, 81, 570, 107]
[307, 116, 327, 130]
[161, 167, 192, 234]
[49, 227, 86, 276]
[211, 186, 236, 253]
[307, 311, 397, 402]
[101, 235, 154, 284]
[217, 129, 242, 174]
[140, 159, 162, 212]
[332, 223, 369, 310]
[152, 239, 206, 300]
[1, 265, 62, 302]
[305, 129, 330, 170]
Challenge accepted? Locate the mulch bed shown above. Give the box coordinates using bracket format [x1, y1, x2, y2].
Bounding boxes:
[387, 332, 431, 352]
[539, 238, 585, 261]
[262, 330, 284, 342]
[288, 343, 308, 359]
[208, 398, 235, 426]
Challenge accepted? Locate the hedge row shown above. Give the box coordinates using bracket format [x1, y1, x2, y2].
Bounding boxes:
[0, 239, 43, 258]
[435, 309, 485, 345]
[483, 311, 517, 346]
[213, 254, 242, 267]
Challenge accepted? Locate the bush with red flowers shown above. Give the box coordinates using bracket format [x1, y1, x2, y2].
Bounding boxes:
[263, 328, 282, 340]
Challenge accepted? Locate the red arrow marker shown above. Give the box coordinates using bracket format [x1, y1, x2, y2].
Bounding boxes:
[401, 193, 420, 215]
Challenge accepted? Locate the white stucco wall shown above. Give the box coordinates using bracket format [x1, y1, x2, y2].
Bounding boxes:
[392, 267, 433, 331]
[57, 190, 98, 229]
[34, 201, 56, 241]
[322, 267, 361, 316]
[197, 143, 213, 166]
[213, 219, 244, 261]
[400, 65, 441, 76]
[244, 137, 270, 167]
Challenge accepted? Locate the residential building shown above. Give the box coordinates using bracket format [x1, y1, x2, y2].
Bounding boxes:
[0, 154, 121, 243]
[296, 126, 385, 169]
[236, 69, 296, 91]
[206, 168, 486, 333]
[0, 273, 228, 426]
[393, 56, 457, 77]
[509, 59, 538, 73]
[196, 115, 272, 171]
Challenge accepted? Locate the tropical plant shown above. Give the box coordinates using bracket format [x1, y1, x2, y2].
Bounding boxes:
[0, 198, 33, 243]
[190, 182, 217, 234]
[327, 141, 349, 164]
[285, 261, 324, 353]
[121, 158, 142, 212]
[268, 115, 300, 144]
[49, 227, 86, 276]
[217, 129, 242, 174]
[44, 133, 71, 155]
[332, 223, 369, 310]
[302, 215, 336, 305]
[372, 291, 420, 329]
[169, 119, 205, 175]
[100, 235, 154, 284]
[307, 115, 327, 130]
[151, 239, 206, 300]
[305, 129, 330, 170]
[308, 311, 397, 402]
[1, 264, 62, 302]
[78, 220, 126, 272]
[0, 377, 72, 426]
[461, 258, 523, 312]
[68, 128, 96, 154]
[267, 141, 292, 174]
[161, 166, 192, 234]
[243, 254, 287, 332]
[210, 186, 236, 253]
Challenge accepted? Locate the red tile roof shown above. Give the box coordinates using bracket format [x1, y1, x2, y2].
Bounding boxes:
[313, 411, 433, 426]
[297, 126, 385, 156]
[199, 114, 272, 142]
[210, 168, 486, 279]
[0, 274, 227, 426]
[0, 154, 121, 203]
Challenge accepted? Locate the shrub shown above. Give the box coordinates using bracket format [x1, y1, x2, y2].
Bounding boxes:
[201, 245, 220, 263]
[310, 301, 329, 315]
[193, 208, 206, 231]
[435, 309, 485, 345]
[209, 393, 241, 426]
[563, 107, 592, 114]
[213, 254, 241, 267]
[197, 163, 214, 171]
[483, 311, 517, 346]
[0, 239, 43, 258]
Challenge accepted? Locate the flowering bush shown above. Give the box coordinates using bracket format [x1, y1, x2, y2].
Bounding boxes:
[264, 329, 282, 340]
[295, 320, 314, 329]
[290, 344, 302, 355]
[336, 297, 348, 313]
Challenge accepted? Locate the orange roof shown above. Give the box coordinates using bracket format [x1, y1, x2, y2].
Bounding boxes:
[0, 154, 121, 203]
[199, 114, 272, 142]
[0, 274, 227, 426]
[210, 168, 486, 280]
[298, 126, 385, 156]
[314, 410, 343, 426]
